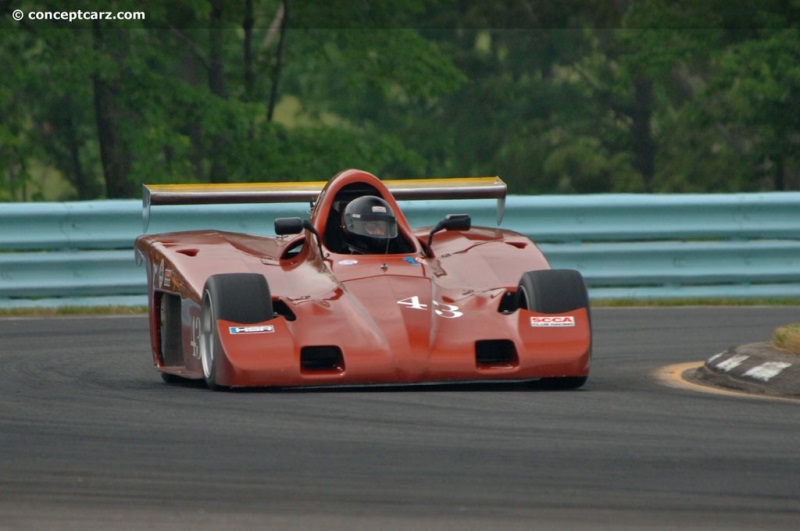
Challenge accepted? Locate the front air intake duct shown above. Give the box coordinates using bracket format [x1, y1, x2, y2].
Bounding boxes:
[301, 346, 345, 373]
[475, 340, 518, 369]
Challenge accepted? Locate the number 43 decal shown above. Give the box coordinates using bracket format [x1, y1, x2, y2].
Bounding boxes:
[397, 296, 463, 319]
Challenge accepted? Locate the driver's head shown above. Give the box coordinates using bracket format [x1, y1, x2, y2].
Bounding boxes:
[363, 219, 389, 237]
[342, 196, 398, 253]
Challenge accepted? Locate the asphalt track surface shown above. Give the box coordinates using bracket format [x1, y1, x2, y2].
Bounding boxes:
[1, 307, 799, 530]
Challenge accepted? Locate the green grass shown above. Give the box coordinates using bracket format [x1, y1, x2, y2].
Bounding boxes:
[592, 298, 800, 307]
[773, 323, 800, 356]
[0, 306, 148, 317]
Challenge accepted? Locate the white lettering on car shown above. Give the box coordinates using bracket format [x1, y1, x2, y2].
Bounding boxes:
[397, 296, 428, 310]
[433, 301, 463, 319]
[530, 316, 576, 327]
[397, 296, 463, 318]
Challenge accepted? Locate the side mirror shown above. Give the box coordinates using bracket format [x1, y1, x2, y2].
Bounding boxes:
[426, 214, 471, 256]
[440, 213, 471, 232]
[275, 217, 328, 259]
[275, 217, 304, 236]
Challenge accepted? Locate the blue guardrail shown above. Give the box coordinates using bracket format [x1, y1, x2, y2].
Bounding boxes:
[1, 192, 799, 308]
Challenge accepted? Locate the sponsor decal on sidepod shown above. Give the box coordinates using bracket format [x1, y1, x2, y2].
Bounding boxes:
[530, 316, 576, 327]
[229, 325, 276, 334]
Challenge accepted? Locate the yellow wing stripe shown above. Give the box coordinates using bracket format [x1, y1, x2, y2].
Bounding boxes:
[144, 177, 505, 205]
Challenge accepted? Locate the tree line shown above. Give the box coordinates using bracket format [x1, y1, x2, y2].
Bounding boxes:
[1, 0, 798, 200]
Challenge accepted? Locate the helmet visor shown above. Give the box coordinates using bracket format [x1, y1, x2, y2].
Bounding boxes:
[347, 205, 398, 240]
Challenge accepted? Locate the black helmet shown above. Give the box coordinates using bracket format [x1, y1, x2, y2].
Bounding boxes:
[342, 196, 398, 253]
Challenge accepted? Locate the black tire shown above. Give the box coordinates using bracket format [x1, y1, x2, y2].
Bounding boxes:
[518, 269, 590, 390]
[200, 273, 273, 390]
[517, 269, 589, 314]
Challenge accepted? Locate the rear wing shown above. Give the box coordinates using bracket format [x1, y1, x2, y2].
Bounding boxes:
[142, 177, 506, 231]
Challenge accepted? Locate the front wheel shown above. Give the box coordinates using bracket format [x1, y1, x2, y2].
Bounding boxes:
[517, 269, 589, 314]
[199, 273, 273, 390]
[518, 269, 590, 390]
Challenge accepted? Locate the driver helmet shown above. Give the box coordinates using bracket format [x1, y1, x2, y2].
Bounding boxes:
[342, 195, 398, 253]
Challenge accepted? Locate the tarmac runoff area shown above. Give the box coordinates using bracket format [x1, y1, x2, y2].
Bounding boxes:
[669, 342, 800, 401]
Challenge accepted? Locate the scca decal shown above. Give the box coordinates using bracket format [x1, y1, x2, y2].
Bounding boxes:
[530, 316, 576, 327]
[229, 325, 275, 334]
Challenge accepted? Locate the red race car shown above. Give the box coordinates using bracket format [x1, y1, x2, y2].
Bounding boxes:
[135, 169, 591, 390]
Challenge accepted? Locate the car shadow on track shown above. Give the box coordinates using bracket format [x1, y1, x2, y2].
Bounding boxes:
[159, 377, 588, 394]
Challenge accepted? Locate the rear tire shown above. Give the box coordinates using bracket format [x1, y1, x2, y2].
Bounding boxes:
[518, 269, 590, 390]
[199, 273, 273, 390]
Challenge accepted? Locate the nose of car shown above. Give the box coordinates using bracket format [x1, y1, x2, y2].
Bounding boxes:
[329, 254, 428, 280]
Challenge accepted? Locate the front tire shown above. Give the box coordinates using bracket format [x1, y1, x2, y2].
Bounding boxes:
[518, 269, 590, 390]
[517, 269, 589, 314]
[199, 273, 273, 390]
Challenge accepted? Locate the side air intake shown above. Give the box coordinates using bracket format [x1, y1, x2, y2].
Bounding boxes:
[475, 340, 519, 369]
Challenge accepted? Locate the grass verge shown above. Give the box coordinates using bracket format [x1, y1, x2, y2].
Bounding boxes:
[0, 306, 148, 317]
[773, 324, 800, 356]
[592, 298, 800, 307]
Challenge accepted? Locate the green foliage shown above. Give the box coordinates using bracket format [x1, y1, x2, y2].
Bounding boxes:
[542, 138, 641, 193]
[706, 28, 800, 188]
[1, 0, 798, 200]
[773, 323, 800, 355]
